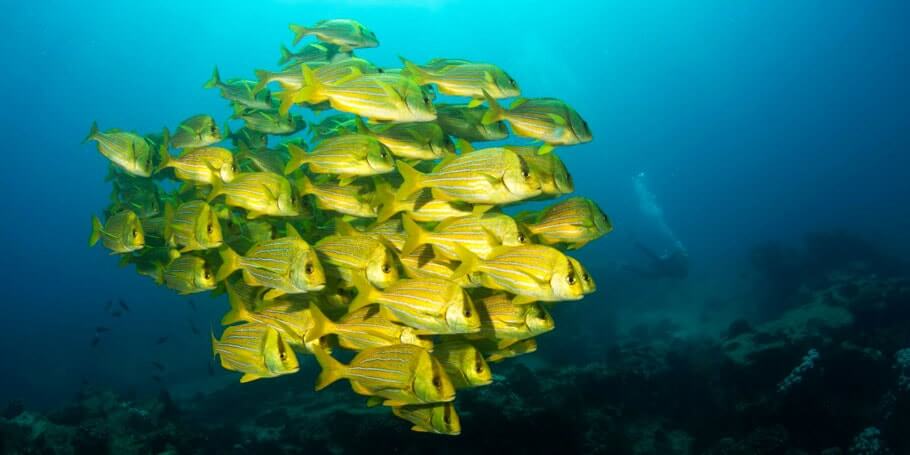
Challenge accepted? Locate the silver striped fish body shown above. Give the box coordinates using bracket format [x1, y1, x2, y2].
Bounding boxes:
[431, 339, 492, 389]
[509, 146, 574, 196]
[504, 98, 592, 145]
[324, 73, 436, 122]
[217, 79, 274, 110]
[316, 57, 380, 84]
[305, 133, 394, 176]
[417, 213, 525, 260]
[292, 19, 378, 51]
[435, 104, 509, 142]
[475, 245, 584, 302]
[244, 298, 316, 347]
[370, 122, 452, 160]
[522, 196, 611, 247]
[239, 110, 304, 136]
[332, 306, 433, 351]
[422, 148, 540, 204]
[371, 278, 480, 334]
[239, 237, 324, 293]
[213, 323, 270, 376]
[345, 344, 423, 395]
[392, 402, 461, 435]
[298, 177, 377, 218]
[401, 245, 479, 288]
[166, 147, 235, 184]
[315, 234, 398, 288]
[280, 42, 336, 66]
[170, 200, 222, 252]
[220, 172, 298, 217]
[89, 130, 154, 177]
[164, 256, 216, 294]
[417, 62, 520, 99]
[471, 292, 554, 339]
[139, 213, 168, 244]
[172, 115, 221, 149]
[102, 210, 145, 253]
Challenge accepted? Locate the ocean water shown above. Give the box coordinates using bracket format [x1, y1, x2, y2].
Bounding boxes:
[3, 1, 910, 453]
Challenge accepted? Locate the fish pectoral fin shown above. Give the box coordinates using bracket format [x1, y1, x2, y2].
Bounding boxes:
[263, 288, 286, 301]
[375, 79, 405, 109]
[337, 175, 356, 186]
[410, 425, 430, 433]
[382, 399, 409, 407]
[365, 396, 384, 407]
[350, 381, 373, 396]
[466, 98, 484, 108]
[511, 295, 537, 305]
[568, 240, 590, 250]
[240, 373, 261, 383]
[430, 188, 453, 201]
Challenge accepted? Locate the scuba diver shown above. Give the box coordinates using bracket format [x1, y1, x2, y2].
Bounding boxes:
[626, 172, 689, 280]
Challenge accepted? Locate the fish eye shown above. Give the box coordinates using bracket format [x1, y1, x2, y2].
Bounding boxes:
[204, 271, 211, 280]
[381, 263, 392, 274]
[475, 361, 484, 374]
[231, 165, 237, 172]
[304, 262, 314, 275]
[211, 125, 218, 135]
[422, 95, 430, 105]
[517, 233, 527, 243]
[509, 78, 516, 87]
[583, 273, 590, 282]
[537, 311, 548, 320]
[379, 150, 387, 158]
[280, 351, 288, 361]
[132, 229, 138, 238]
[432, 376, 442, 389]
[567, 273, 576, 285]
[521, 170, 530, 179]
[443, 413, 451, 424]
[464, 307, 472, 318]
[377, 68, 384, 73]
[206, 223, 213, 234]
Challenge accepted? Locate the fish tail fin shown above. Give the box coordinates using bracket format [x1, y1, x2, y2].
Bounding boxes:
[216, 246, 241, 281]
[284, 143, 308, 175]
[203, 66, 221, 89]
[304, 304, 335, 343]
[289, 24, 309, 46]
[348, 273, 380, 312]
[210, 326, 220, 359]
[221, 280, 251, 325]
[156, 136, 172, 173]
[278, 44, 293, 65]
[207, 178, 224, 202]
[373, 181, 399, 223]
[400, 214, 428, 256]
[296, 174, 315, 195]
[295, 64, 323, 106]
[451, 244, 480, 281]
[253, 69, 270, 94]
[152, 262, 166, 285]
[89, 215, 103, 247]
[312, 345, 346, 391]
[481, 89, 505, 125]
[395, 161, 426, 200]
[83, 121, 99, 144]
[163, 202, 175, 243]
[400, 56, 429, 84]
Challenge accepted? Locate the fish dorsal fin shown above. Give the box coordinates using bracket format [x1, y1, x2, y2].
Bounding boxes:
[457, 139, 474, 154]
[285, 223, 301, 239]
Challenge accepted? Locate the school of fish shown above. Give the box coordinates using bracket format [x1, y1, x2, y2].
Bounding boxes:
[85, 18, 610, 436]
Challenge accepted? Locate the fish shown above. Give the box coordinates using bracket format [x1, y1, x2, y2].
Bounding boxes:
[395, 147, 541, 205]
[234, 145, 286, 175]
[157, 146, 236, 184]
[349, 275, 480, 335]
[451, 244, 586, 304]
[261, 57, 379, 102]
[353, 218, 407, 252]
[83, 122, 156, 177]
[211, 323, 300, 383]
[478, 337, 537, 363]
[222, 278, 321, 349]
[225, 125, 269, 150]
[278, 42, 343, 66]
[482, 93, 592, 154]
[296, 175, 378, 218]
[289, 19, 379, 51]
[208, 172, 300, 219]
[161, 255, 218, 295]
[314, 234, 398, 289]
[400, 212, 527, 260]
[508, 146, 574, 196]
[435, 104, 509, 142]
[152, 361, 166, 371]
[310, 113, 358, 140]
[284, 135, 395, 182]
[90, 335, 101, 348]
[287, 66, 436, 122]
[217, 225, 326, 300]
[431, 339, 492, 389]
[353, 117, 453, 161]
[392, 402, 461, 435]
[203, 66, 274, 110]
[89, 210, 145, 254]
[233, 106, 305, 136]
[117, 299, 129, 312]
[170, 114, 221, 149]
[373, 184, 473, 224]
[188, 319, 200, 335]
[311, 344, 455, 407]
[470, 292, 554, 340]
[401, 57, 520, 101]
[167, 200, 223, 252]
[156, 336, 168, 345]
[305, 303, 433, 351]
[399, 245, 480, 289]
[567, 256, 596, 295]
[516, 196, 612, 249]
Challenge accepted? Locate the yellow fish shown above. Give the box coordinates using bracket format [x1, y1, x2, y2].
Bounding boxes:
[217, 225, 326, 300]
[431, 339, 492, 389]
[203, 66, 274, 111]
[396, 147, 541, 205]
[83, 122, 155, 177]
[452, 244, 585, 304]
[350, 275, 481, 335]
[312, 344, 455, 407]
[402, 58, 520, 101]
[157, 146, 236, 184]
[401, 213, 526, 260]
[354, 117, 453, 161]
[89, 210, 144, 254]
[305, 303, 433, 351]
[373, 184, 473, 224]
[289, 19, 379, 51]
[314, 234, 398, 288]
[223, 279, 322, 350]
[517, 196, 612, 249]
[435, 104, 509, 142]
[208, 172, 299, 219]
[470, 291, 554, 340]
[508, 146, 574, 196]
[296, 175, 377, 219]
[483, 93, 592, 154]
[400, 245, 480, 289]
[167, 200, 223, 252]
[568, 256, 596, 295]
[284, 135, 394, 182]
[478, 337, 538, 363]
[161, 255, 217, 294]
[392, 402, 461, 435]
[171, 114, 221, 149]
[277, 42, 341, 66]
[212, 322, 300, 383]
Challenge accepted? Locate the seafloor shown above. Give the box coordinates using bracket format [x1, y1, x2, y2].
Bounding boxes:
[3, 230, 909, 454]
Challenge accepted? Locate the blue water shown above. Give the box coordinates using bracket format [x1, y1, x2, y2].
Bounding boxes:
[2, 0, 909, 411]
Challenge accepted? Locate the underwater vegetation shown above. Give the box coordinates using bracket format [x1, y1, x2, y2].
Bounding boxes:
[82, 18, 608, 436]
